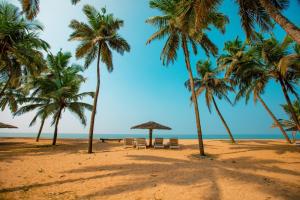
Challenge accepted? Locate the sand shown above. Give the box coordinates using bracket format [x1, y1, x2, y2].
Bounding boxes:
[0, 138, 299, 200]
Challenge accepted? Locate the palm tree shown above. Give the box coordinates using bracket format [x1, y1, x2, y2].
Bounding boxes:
[187, 60, 236, 143]
[178, 0, 300, 44]
[14, 51, 94, 145]
[252, 35, 300, 131]
[218, 38, 292, 143]
[272, 100, 300, 142]
[257, 0, 300, 44]
[69, 5, 130, 153]
[0, 1, 49, 98]
[146, 0, 228, 156]
[19, 0, 81, 20]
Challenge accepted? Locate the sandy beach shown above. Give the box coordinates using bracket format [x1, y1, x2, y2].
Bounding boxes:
[0, 138, 299, 200]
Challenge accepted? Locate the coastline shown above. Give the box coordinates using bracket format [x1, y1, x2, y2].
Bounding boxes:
[0, 132, 296, 140]
[0, 136, 293, 141]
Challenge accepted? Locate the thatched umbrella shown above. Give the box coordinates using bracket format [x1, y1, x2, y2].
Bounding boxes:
[131, 121, 171, 147]
[0, 122, 18, 129]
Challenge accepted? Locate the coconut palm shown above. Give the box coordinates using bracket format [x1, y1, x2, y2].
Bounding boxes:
[69, 5, 130, 153]
[19, 0, 81, 20]
[252, 35, 300, 131]
[14, 51, 94, 145]
[146, 0, 228, 156]
[272, 100, 300, 142]
[218, 38, 292, 143]
[178, 0, 300, 44]
[0, 1, 49, 98]
[186, 60, 236, 143]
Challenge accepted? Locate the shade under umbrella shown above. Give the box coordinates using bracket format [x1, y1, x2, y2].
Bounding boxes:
[0, 122, 18, 129]
[131, 121, 171, 147]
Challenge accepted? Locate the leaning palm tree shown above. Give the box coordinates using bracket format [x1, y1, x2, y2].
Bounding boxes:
[69, 5, 130, 153]
[186, 60, 236, 143]
[15, 51, 94, 145]
[146, 0, 228, 156]
[219, 38, 292, 143]
[252, 35, 300, 131]
[19, 0, 81, 20]
[0, 1, 49, 98]
[178, 0, 300, 44]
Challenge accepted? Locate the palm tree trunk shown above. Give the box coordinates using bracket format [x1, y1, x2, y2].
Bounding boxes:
[212, 97, 236, 143]
[259, 0, 300, 44]
[181, 36, 205, 156]
[36, 118, 45, 142]
[257, 95, 291, 143]
[88, 44, 101, 154]
[52, 107, 63, 145]
[278, 76, 300, 131]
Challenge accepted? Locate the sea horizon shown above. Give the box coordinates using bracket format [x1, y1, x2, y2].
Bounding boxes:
[0, 132, 298, 140]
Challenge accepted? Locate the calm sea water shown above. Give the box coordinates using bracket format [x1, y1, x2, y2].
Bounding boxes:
[0, 132, 298, 140]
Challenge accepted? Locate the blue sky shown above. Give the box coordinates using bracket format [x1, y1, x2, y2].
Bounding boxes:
[1, 0, 299, 136]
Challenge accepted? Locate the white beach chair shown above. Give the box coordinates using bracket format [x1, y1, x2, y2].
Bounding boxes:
[169, 138, 180, 149]
[136, 138, 147, 149]
[154, 138, 164, 149]
[123, 138, 135, 148]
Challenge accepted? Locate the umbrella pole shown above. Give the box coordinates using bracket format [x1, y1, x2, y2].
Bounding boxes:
[149, 129, 153, 147]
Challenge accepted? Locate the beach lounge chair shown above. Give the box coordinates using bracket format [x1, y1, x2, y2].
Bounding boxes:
[136, 138, 147, 149]
[169, 138, 180, 149]
[123, 138, 135, 148]
[154, 138, 164, 149]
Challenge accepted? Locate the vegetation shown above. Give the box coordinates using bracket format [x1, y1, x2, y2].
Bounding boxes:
[0, 0, 299, 153]
[69, 5, 130, 153]
[186, 60, 236, 143]
[0, 1, 49, 99]
[146, 0, 228, 156]
[273, 100, 300, 142]
[218, 35, 300, 143]
[253, 35, 300, 131]
[179, 0, 300, 44]
[20, 0, 81, 20]
[14, 51, 93, 145]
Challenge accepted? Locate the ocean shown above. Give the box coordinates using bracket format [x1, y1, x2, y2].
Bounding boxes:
[0, 132, 298, 140]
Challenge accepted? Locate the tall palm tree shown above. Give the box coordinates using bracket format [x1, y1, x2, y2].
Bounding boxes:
[252, 35, 300, 131]
[187, 60, 236, 143]
[14, 51, 94, 145]
[19, 0, 81, 20]
[218, 38, 292, 143]
[178, 0, 300, 44]
[146, 0, 228, 156]
[0, 1, 49, 98]
[69, 5, 130, 153]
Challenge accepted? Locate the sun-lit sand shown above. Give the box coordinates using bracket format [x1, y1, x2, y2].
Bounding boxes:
[0, 138, 299, 200]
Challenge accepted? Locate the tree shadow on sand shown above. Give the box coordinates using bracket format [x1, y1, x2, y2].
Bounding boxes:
[0, 138, 121, 162]
[71, 154, 300, 199]
[1, 140, 299, 199]
[218, 140, 300, 155]
[1, 153, 299, 199]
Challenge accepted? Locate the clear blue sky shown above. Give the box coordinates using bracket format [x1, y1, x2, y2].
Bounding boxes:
[1, 0, 299, 136]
